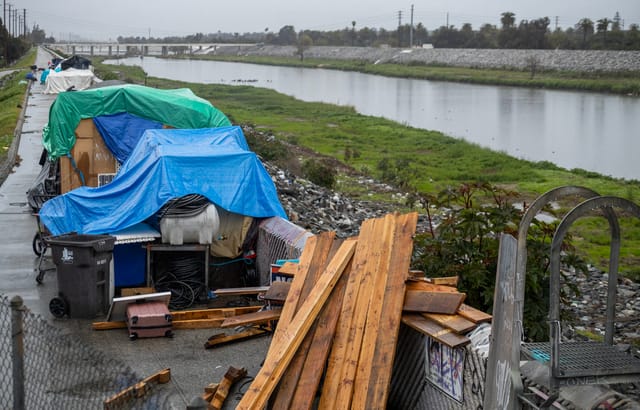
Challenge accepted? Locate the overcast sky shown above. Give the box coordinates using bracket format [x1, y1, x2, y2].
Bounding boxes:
[11, 0, 640, 42]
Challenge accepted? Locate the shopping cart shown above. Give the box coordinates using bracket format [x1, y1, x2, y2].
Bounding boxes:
[31, 194, 56, 284]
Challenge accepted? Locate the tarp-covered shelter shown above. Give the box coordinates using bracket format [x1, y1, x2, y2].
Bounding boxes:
[41, 84, 231, 193]
[39, 126, 287, 236]
[59, 55, 92, 70]
[44, 68, 98, 94]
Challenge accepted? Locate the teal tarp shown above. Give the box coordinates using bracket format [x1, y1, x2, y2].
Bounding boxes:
[42, 84, 231, 159]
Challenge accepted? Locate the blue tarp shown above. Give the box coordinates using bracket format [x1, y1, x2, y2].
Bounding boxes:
[39, 126, 287, 235]
[93, 112, 163, 164]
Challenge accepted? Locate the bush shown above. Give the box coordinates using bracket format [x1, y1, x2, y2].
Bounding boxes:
[411, 182, 584, 342]
[302, 158, 336, 188]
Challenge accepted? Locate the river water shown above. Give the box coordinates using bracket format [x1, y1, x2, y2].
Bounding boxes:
[106, 57, 640, 180]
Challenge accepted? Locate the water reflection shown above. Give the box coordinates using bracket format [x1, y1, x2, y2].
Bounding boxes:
[106, 57, 640, 180]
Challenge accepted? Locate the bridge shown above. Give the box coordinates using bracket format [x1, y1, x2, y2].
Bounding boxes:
[47, 43, 257, 57]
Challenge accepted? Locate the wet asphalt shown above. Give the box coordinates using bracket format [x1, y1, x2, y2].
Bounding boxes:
[0, 48, 270, 409]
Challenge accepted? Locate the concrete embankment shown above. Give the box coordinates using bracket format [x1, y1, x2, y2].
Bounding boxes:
[212, 44, 640, 73]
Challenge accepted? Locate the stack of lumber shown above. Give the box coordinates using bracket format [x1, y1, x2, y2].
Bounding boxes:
[401, 278, 492, 348]
[236, 212, 418, 409]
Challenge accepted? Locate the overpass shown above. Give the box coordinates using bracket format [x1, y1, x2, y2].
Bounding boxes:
[47, 43, 257, 57]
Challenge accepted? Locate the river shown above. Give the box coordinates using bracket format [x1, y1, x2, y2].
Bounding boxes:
[105, 57, 640, 180]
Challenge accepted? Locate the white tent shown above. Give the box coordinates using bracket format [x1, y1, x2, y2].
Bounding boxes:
[44, 68, 97, 94]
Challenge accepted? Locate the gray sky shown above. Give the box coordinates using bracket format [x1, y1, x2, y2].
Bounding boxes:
[11, 0, 640, 42]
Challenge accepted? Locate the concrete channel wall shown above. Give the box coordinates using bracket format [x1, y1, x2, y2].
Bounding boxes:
[212, 45, 640, 73]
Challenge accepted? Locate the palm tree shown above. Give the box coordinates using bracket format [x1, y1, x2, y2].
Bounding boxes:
[501, 12, 516, 29]
[576, 18, 594, 48]
[596, 18, 611, 46]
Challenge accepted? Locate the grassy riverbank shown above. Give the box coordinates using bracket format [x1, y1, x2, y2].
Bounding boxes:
[95, 59, 640, 279]
[184, 54, 640, 96]
[0, 48, 38, 163]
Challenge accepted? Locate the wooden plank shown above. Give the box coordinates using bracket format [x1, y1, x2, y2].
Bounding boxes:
[403, 289, 466, 314]
[103, 368, 171, 409]
[422, 312, 477, 334]
[220, 309, 281, 328]
[429, 276, 460, 286]
[402, 314, 470, 348]
[213, 286, 269, 296]
[204, 328, 269, 349]
[354, 212, 419, 409]
[120, 287, 156, 297]
[267, 232, 335, 357]
[272, 238, 346, 409]
[262, 281, 290, 303]
[406, 279, 459, 293]
[319, 217, 384, 410]
[277, 261, 299, 275]
[93, 306, 261, 330]
[287, 261, 350, 409]
[210, 366, 247, 410]
[457, 303, 492, 323]
[235, 239, 356, 410]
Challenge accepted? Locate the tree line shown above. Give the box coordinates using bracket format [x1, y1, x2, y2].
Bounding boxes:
[113, 12, 639, 51]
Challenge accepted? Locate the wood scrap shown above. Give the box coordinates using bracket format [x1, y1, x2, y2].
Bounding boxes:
[201, 383, 219, 402]
[262, 281, 290, 303]
[103, 368, 171, 409]
[403, 289, 466, 314]
[402, 314, 470, 348]
[204, 327, 271, 349]
[236, 239, 356, 410]
[422, 311, 477, 334]
[212, 286, 269, 296]
[271, 236, 347, 409]
[120, 287, 156, 297]
[428, 276, 460, 286]
[406, 278, 459, 293]
[457, 303, 492, 323]
[220, 308, 281, 328]
[353, 212, 418, 408]
[210, 366, 247, 410]
[277, 261, 299, 275]
[93, 306, 261, 331]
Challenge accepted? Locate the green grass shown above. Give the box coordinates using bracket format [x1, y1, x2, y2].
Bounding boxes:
[92, 58, 640, 280]
[0, 48, 38, 162]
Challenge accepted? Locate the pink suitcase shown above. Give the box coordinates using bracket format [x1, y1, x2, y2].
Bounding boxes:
[126, 301, 173, 340]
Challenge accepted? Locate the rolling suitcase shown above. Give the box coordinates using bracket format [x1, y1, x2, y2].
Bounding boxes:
[126, 301, 173, 340]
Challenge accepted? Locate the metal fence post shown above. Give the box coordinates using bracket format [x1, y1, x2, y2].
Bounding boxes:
[10, 295, 25, 410]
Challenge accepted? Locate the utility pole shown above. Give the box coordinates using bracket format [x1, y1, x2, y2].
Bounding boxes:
[23, 9, 26, 38]
[555, 16, 558, 31]
[397, 10, 402, 47]
[7, 3, 10, 36]
[409, 4, 414, 48]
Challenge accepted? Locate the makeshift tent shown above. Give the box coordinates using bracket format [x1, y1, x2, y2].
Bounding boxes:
[44, 68, 97, 94]
[39, 126, 287, 236]
[42, 84, 232, 159]
[59, 55, 92, 70]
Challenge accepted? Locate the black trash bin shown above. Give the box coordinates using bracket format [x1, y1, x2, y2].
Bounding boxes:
[48, 233, 116, 318]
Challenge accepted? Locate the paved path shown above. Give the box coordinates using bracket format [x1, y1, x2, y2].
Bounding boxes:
[0, 47, 268, 409]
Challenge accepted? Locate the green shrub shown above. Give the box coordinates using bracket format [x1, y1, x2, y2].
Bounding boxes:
[411, 182, 585, 342]
[302, 158, 336, 189]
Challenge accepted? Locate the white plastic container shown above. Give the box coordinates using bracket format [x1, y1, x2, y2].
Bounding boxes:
[160, 203, 220, 245]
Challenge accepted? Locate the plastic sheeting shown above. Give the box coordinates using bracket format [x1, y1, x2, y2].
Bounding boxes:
[39, 126, 287, 236]
[93, 112, 163, 164]
[44, 68, 97, 94]
[42, 84, 231, 159]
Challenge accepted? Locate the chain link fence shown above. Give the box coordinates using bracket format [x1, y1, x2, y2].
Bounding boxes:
[0, 294, 173, 409]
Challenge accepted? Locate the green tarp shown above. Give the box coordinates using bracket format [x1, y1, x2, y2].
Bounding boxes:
[42, 84, 231, 159]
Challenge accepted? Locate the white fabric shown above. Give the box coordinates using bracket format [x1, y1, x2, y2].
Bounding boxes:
[44, 68, 96, 94]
